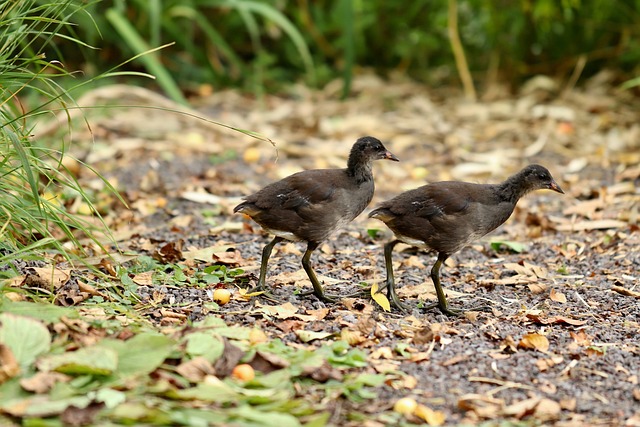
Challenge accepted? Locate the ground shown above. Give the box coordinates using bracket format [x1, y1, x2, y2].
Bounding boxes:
[1, 74, 639, 426]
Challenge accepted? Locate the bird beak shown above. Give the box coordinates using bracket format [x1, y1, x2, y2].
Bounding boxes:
[548, 180, 564, 194]
[382, 150, 400, 162]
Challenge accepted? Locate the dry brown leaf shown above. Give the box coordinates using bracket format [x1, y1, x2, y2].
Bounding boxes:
[176, 357, 215, 382]
[570, 330, 592, 346]
[19, 372, 70, 393]
[526, 313, 587, 326]
[24, 267, 71, 290]
[340, 329, 365, 345]
[306, 308, 330, 321]
[77, 281, 104, 297]
[457, 394, 504, 419]
[212, 248, 243, 266]
[556, 219, 627, 231]
[536, 356, 564, 372]
[0, 344, 20, 383]
[501, 396, 540, 417]
[527, 282, 548, 293]
[154, 240, 184, 263]
[441, 354, 469, 367]
[611, 285, 640, 299]
[183, 245, 232, 262]
[549, 288, 567, 303]
[533, 398, 562, 421]
[132, 271, 154, 286]
[498, 335, 518, 353]
[370, 347, 394, 360]
[518, 333, 550, 352]
[256, 302, 316, 321]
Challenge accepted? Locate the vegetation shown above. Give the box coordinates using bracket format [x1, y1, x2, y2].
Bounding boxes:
[0, 0, 114, 266]
[52, 0, 640, 99]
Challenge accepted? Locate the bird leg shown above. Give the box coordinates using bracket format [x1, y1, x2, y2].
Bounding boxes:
[421, 253, 493, 316]
[301, 241, 336, 302]
[427, 253, 463, 317]
[382, 239, 411, 311]
[249, 236, 284, 294]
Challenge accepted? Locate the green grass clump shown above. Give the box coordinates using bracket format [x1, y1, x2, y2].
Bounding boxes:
[0, 0, 118, 266]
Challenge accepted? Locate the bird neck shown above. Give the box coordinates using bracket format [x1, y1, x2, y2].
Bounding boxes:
[498, 171, 532, 203]
[347, 157, 374, 184]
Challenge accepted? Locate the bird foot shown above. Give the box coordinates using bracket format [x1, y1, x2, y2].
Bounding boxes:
[298, 289, 339, 303]
[421, 301, 493, 317]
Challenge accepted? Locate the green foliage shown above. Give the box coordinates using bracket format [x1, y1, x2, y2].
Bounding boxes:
[0, 302, 393, 425]
[490, 240, 527, 253]
[49, 0, 640, 95]
[0, 0, 129, 264]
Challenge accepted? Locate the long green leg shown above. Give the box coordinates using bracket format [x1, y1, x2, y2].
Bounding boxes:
[250, 236, 284, 293]
[301, 241, 336, 302]
[383, 240, 408, 311]
[430, 253, 461, 316]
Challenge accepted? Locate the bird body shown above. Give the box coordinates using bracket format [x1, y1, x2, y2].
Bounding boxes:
[235, 136, 399, 301]
[369, 164, 564, 315]
[235, 168, 374, 244]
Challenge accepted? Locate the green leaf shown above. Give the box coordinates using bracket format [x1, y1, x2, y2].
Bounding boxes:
[0, 313, 51, 368]
[1, 395, 92, 417]
[185, 332, 224, 363]
[95, 388, 127, 409]
[489, 240, 527, 253]
[231, 404, 302, 427]
[99, 332, 174, 379]
[0, 300, 78, 322]
[169, 380, 239, 403]
[37, 346, 117, 376]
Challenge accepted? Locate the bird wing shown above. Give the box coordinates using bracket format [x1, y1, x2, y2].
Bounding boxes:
[388, 183, 471, 220]
[274, 171, 338, 211]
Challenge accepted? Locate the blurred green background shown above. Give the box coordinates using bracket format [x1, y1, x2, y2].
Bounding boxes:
[49, 0, 640, 99]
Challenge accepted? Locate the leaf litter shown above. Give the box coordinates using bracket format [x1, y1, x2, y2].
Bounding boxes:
[1, 73, 639, 425]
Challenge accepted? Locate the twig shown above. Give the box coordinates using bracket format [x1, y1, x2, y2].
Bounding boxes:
[448, 0, 476, 101]
[562, 54, 587, 96]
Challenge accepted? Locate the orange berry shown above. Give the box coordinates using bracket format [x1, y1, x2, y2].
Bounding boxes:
[231, 364, 255, 381]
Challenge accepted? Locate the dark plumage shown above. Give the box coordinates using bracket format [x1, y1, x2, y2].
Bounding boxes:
[235, 136, 399, 301]
[369, 164, 564, 315]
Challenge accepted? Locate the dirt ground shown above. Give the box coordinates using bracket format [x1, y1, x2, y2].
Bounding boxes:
[44, 74, 640, 426]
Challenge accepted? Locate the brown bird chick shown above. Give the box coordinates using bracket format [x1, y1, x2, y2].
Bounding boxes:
[235, 136, 399, 301]
[369, 164, 564, 315]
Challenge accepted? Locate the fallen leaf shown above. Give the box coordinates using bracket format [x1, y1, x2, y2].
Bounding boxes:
[153, 240, 183, 263]
[132, 271, 154, 286]
[295, 330, 334, 343]
[555, 219, 627, 231]
[0, 344, 20, 383]
[414, 404, 446, 425]
[20, 372, 71, 393]
[256, 302, 316, 321]
[23, 267, 70, 290]
[0, 313, 51, 368]
[518, 333, 550, 352]
[611, 285, 640, 299]
[212, 248, 243, 266]
[526, 313, 588, 326]
[533, 398, 562, 421]
[549, 288, 567, 303]
[183, 245, 232, 262]
[371, 283, 391, 312]
[176, 356, 214, 382]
